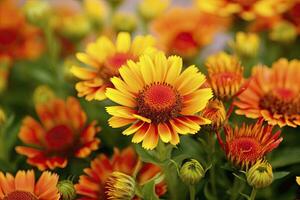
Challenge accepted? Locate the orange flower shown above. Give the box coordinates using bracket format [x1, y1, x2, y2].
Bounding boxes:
[205, 52, 244, 101]
[71, 32, 156, 101]
[75, 147, 166, 200]
[151, 7, 228, 57]
[234, 59, 300, 127]
[0, 0, 43, 62]
[195, 0, 291, 21]
[16, 97, 101, 170]
[221, 119, 282, 168]
[0, 170, 60, 200]
[105, 52, 212, 149]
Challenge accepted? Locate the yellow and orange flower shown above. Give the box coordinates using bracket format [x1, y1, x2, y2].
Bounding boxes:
[205, 52, 244, 101]
[195, 0, 291, 21]
[105, 52, 213, 149]
[0, 0, 43, 62]
[234, 59, 300, 127]
[71, 32, 156, 101]
[151, 7, 229, 57]
[201, 99, 226, 131]
[16, 97, 101, 170]
[75, 147, 166, 199]
[0, 170, 60, 200]
[221, 119, 282, 168]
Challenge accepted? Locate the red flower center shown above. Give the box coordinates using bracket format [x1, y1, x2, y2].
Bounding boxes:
[0, 28, 18, 46]
[259, 88, 300, 115]
[137, 83, 182, 124]
[4, 191, 38, 200]
[105, 52, 136, 69]
[45, 125, 74, 152]
[171, 32, 198, 54]
[229, 137, 262, 164]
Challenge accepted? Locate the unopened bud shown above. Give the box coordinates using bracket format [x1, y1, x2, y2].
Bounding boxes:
[112, 12, 137, 33]
[202, 99, 226, 131]
[23, 0, 51, 26]
[105, 171, 136, 200]
[229, 32, 260, 58]
[33, 85, 55, 105]
[180, 159, 205, 185]
[57, 180, 76, 200]
[138, 0, 169, 21]
[246, 160, 273, 189]
[270, 21, 297, 44]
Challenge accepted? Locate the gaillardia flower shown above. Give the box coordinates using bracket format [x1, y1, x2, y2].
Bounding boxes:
[221, 119, 282, 168]
[75, 147, 166, 199]
[195, 0, 290, 20]
[151, 7, 228, 57]
[71, 32, 156, 101]
[105, 52, 212, 149]
[234, 59, 300, 127]
[205, 52, 244, 101]
[16, 97, 101, 170]
[0, 0, 43, 62]
[0, 170, 60, 200]
[201, 99, 226, 131]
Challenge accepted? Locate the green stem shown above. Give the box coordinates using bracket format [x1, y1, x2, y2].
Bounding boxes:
[0, 129, 7, 161]
[189, 185, 196, 200]
[249, 188, 257, 200]
[207, 132, 217, 198]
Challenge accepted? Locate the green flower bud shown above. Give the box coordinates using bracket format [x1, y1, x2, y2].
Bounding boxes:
[105, 171, 136, 200]
[112, 12, 137, 33]
[180, 159, 205, 185]
[270, 21, 297, 44]
[33, 85, 55, 105]
[23, 0, 51, 26]
[246, 160, 273, 189]
[57, 180, 76, 200]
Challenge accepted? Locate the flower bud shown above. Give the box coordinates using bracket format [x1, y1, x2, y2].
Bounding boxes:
[105, 171, 136, 200]
[112, 12, 137, 33]
[180, 159, 205, 185]
[246, 160, 273, 189]
[23, 0, 51, 26]
[229, 32, 260, 58]
[138, 0, 169, 21]
[83, 0, 107, 27]
[57, 180, 76, 200]
[270, 21, 297, 44]
[202, 99, 226, 131]
[33, 85, 55, 105]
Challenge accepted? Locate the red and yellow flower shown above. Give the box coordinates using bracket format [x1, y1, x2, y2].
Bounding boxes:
[151, 7, 228, 57]
[75, 147, 166, 199]
[205, 52, 244, 101]
[71, 32, 156, 101]
[16, 97, 101, 170]
[234, 59, 300, 127]
[0, 170, 60, 200]
[195, 0, 291, 20]
[221, 119, 282, 168]
[0, 0, 43, 62]
[105, 52, 213, 149]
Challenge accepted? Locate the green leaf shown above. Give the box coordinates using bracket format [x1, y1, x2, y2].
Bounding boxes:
[134, 144, 160, 165]
[141, 180, 160, 200]
[273, 171, 290, 180]
[269, 147, 300, 168]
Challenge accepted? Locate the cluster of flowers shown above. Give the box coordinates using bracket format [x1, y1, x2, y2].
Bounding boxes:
[0, 0, 300, 199]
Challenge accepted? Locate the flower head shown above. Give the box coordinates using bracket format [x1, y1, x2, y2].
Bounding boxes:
[246, 160, 273, 189]
[229, 32, 260, 58]
[234, 59, 300, 127]
[205, 52, 244, 101]
[201, 99, 226, 131]
[71, 32, 156, 101]
[75, 147, 166, 199]
[105, 172, 136, 200]
[222, 119, 282, 169]
[0, 0, 43, 62]
[0, 170, 60, 200]
[16, 97, 101, 170]
[180, 159, 205, 185]
[105, 52, 212, 149]
[151, 8, 228, 57]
